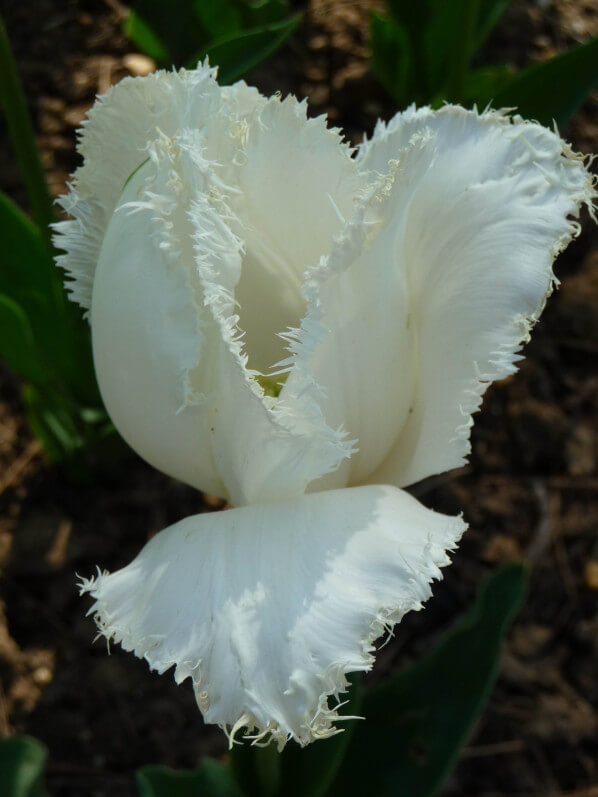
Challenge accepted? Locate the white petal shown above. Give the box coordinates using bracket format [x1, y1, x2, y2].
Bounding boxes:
[80, 485, 465, 747]
[90, 155, 226, 495]
[355, 106, 596, 488]
[92, 136, 351, 504]
[225, 95, 360, 374]
[302, 152, 433, 492]
[53, 64, 265, 311]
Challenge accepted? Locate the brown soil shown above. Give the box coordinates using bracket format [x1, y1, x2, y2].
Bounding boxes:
[1, 0, 597, 795]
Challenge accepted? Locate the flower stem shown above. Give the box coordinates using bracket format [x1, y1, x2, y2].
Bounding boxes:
[254, 744, 281, 797]
[230, 741, 281, 797]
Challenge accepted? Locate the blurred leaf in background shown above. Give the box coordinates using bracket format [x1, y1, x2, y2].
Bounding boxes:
[0, 14, 119, 475]
[370, 0, 598, 127]
[329, 562, 528, 797]
[124, 0, 301, 80]
[0, 736, 48, 797]
[136, 761, 245, 797]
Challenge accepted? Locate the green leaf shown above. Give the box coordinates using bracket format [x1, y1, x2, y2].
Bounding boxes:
[427, 0, 481, 102]
[0, 736, 48, 797]
[124, 10, 171, 64]
[22, 383, 83, 463]
[0, 189, 100, 406]
[331, 563, 529, 797]
[473, 0, 512, 49]
[193, 0, 243, 41]
[124, 0, 207, 66]
[375, 0, 484, 104]
[240, 0, 288, 27]
[0, 190, 61, 305]
[229, 744, 281, 797]
[0, 16, 55, 241]
[0, 294, 49, 384]
[462, 63, 516, 106]
[369, 12, 412, 104]
[493, 36, 598, 127]
[136, 759, 245, 797]
[197, 15, 301, 84]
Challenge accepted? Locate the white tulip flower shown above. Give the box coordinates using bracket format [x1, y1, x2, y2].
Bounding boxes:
[54, 63, 595, 748]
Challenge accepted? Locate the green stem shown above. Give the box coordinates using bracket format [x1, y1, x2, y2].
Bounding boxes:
[254, 744, 281, 797]
[447, 0, 480, 102]
[0, 14, 55, 245]
[230, 742, 281, 797]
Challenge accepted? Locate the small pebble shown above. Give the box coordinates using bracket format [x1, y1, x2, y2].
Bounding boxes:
[123, 53, 155, 77]
[584, 560, 598, 590]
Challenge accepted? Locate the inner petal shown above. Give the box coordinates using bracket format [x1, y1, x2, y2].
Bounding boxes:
[234, 229, 306, 375]
[223, 95, 360, 377]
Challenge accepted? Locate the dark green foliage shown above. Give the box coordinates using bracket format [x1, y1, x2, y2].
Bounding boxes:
[493, 36, 598, 127]
[136, 761, 246, 797]
[0, 16, 117, 470]
[370, 0, 598, 126]
[124, 0, 301, 79]
[200, 16, 301, 85]
[0, 736, 48, 797]
[329, 563, 528, 796]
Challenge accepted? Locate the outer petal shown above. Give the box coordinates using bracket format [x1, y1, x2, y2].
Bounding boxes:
[299, 152, 431, 492]
[80, 485, 465, 747]
[53, 63, 265, 311]
[353, 106, 596, 488]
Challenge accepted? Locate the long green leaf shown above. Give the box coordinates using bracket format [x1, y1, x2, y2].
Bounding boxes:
[22, 383, 84, 462]
[123, 10, 171, 63]
[330, 563, 528, 797]
[0, 736, 48, 797]
[369, 12, 412, 104]
[239, 0, 289, 28]
[0, 15, 55, 243]
[0, 189, 99, 405]
[473, 0, 512, 49]
[194, 0, 243, 41]
[229, 744, 281, 797]
[197, 16, 301, 84]
[462, 64, 516, 106]
[136, 760, 245, 797]
[124, 0, 207, 66]
[0, 189, 57, 300]
[493, 36, 598, 127]
[0, 294, 49, 384]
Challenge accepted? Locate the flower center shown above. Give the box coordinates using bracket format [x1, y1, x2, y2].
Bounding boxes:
[234, 230, 307, 378]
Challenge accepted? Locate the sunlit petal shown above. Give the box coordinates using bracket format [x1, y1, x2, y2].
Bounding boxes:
[356, 106, 596, 487]
[92, 137, 351, 505]
[80, 485, 465, 747]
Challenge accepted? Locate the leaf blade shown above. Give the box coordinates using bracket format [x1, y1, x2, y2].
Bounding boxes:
[493, 36, 598, 127]
[331, 564, 529, 797]
[0, 736, 48, 797]
[0, 294, 49, 384]
[196, 15, 301, 84]
[136, 759, 245, 797]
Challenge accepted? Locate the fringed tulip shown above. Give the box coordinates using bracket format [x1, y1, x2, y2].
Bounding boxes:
[54, 63, 596, 747]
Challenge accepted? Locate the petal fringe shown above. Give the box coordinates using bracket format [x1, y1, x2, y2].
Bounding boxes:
[355, 105, 596, 487]
[80, 485, 465, 747]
